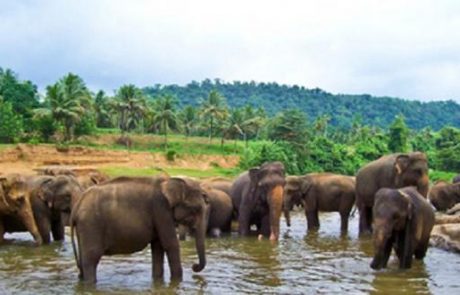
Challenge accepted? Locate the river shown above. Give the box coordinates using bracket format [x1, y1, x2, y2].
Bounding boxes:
[0, 211, 459, 294]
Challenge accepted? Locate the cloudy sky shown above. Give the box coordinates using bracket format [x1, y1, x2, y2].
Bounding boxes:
[1, 0, 459, 101]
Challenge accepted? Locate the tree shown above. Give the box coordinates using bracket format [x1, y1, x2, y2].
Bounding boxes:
[0, 98, 23, 143]
[179, 105, 197, 139]
[268, 109, 310, 146]
[388, 115, 409, 153]
[112, 84, 146, 133]
[34, 73, 91, 141]
[199, 90, 228, 142]
[94, 90, 113, 128]
[152, 95, 178, 147]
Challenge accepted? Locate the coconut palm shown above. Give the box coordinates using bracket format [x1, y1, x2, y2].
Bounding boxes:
[199, 90, 228, 142]
[34, 73, 91, 141]
[179, 105, 197, 140]
[112, 84, 147, 133]
[152, 95, 178, 148]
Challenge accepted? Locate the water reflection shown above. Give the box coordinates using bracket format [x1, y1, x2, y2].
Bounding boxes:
[0, 213, 458, 294]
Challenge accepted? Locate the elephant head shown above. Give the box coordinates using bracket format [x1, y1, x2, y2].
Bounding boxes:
[36, 175, 83, 212]
[249, 161, 286, 241]
[283, 175, 312, 227]
[429, 182, 460, 211]
[394, 152, 429, 198]
[161, 177, 209, 272]
[370, 188, 414, 270]
[0, 174, 42, 245]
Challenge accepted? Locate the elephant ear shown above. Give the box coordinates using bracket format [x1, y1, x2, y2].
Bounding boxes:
[399, 190, 413, 220]
[300, 177, 314, 196]
[161, 177, 187, 208]
[395, 154, 410, 174]
[36, 178, 54, 202]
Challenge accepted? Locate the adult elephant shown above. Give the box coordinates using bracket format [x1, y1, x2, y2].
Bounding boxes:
[0, 174, 42, 245]
[70, 176, 209, 283]
[429, 181, 460, 211]
[370, 186, 434, 270]
[201, 177, 233, 195]
[453, 175, 460, 184]
[3, 175, 82, 243]
[179, 184, 233, 239]
[356, 152, 429, 235]
[230, 161, 286, 241]
[283, 173, 355, 232]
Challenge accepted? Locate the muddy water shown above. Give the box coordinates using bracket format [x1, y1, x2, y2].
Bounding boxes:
[1, 211, 459, 294]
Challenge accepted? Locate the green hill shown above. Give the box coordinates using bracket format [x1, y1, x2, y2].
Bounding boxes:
[144, 79, 460, 130]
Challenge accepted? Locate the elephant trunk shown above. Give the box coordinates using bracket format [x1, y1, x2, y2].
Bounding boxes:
[268, 185, 284, 241]
[417, 175, 429, 198]
[283, 194, 291, 227]
[18, 200, 42, 246]
[370, 228, 392, 270]
[192, 207, 207, 272]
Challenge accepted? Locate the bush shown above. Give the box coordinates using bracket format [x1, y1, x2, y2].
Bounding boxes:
[165, 149, 177, 161]
[0, 100, 23, 143]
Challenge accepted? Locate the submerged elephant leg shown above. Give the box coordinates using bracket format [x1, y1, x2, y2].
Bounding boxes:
[37, 217, 51, 244]
[414, 240, 429, 260]
[359, 205, 372, 235]
[151, 240, 165, 280]
[340, 212, 349, 233]
[0, 222, 4, 244]
[260, 214, 271, 238]
[305, 209, 319, 231]
[51, 214, 65, 241]
[80, 249, 102, 283]
[165, 243, 182, 281]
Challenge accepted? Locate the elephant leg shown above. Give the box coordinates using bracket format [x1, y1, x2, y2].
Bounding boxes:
[151, 240, 165, 280]
[209, 228, 221, 238]
[80, 247, 102, 283]
[165, 243, 182, 281]
[359, 205, 372, 235]
[238, 206, 252, 236]
[305, 209, 319, 231]
[37, 217, 51, 245]
[260, 214, 271, 237]
[0, 222, 4, 244]
[51, 213, 65, 241]
[340, 212, 349, 233]
[414, 240, 429, 260]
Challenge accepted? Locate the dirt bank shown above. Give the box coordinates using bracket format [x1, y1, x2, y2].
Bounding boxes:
[0, 144, 239, 175]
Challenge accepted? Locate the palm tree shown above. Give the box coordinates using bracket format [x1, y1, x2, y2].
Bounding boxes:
[112, 84, 146, 133]
[152, 95, 178, 148]
[34, 73, 91, 141]
[94, 90, 113, 128]
[199, 90, 228, 142]
[179, 105, 197, 140]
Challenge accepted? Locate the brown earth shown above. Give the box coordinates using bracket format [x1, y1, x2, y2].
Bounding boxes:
[0, 144, 239, 176]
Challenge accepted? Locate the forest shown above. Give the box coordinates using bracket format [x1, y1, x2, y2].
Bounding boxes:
[1, 67, 460, 180]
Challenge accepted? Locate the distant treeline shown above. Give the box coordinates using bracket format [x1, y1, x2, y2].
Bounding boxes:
[1, 67, 460, 178]
[144, 79, 460, 130]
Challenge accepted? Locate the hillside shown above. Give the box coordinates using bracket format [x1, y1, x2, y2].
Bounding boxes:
[144, 79, 460, 130]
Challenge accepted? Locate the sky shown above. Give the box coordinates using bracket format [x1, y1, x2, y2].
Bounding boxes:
[1, 0, 460, 101]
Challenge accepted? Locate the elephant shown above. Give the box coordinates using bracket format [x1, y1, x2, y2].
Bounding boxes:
[230, 161, 285, 241]
[453, 174, 460, 184]
[3, 174, 83, 243]
[201, 177, 233, 195]
[0, 174, 42, 245]
[355, 152, 429, 235]
[75, 171, 110, 190]
[370, 186, 434, 270]
[283, 173, 355, 232]
[70, 176, 209, 283]
[178, 183, 233, 239]
[429, 181, 460, 211]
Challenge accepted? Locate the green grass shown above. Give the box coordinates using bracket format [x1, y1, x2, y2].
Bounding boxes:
[429, 170, 457, 183]
[100, 166, 242, 179]
[0, 144, 15, 151]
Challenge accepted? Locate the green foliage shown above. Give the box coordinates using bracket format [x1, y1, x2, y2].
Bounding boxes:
[165, 149, 177, 161]
[268, 109, 310, 146]
[199, 89, 229, 141]
[388, 115, 409, 152]
[31, 114, 58, 142]
[0, 99, 23, 143]
[74, 113, 97, 137]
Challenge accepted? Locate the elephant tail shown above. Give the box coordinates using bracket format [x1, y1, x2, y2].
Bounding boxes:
[70, 216, 82, 278]
[350, 205, 357, 218]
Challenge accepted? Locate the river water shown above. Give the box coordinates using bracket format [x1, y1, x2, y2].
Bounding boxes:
[0, 211, 459, 294]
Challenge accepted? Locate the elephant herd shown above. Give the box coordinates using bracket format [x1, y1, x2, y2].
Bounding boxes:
[1, 152, 460, 285]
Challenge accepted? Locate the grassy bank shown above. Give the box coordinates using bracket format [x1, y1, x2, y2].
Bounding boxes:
[100, 166, 242, 179]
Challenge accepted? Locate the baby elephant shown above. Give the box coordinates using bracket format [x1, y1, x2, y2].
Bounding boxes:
[70, 176, 209, 284]
[370, 187, 434, 270]
[283, 173, 355, 232]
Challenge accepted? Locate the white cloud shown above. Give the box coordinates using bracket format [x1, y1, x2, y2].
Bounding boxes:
[1, 0, 459, 101]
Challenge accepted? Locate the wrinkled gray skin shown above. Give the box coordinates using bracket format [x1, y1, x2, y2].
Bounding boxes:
[230, 162, 286, 241]
[179, 184, 233, 239]
[70, 176, 209, 284]
[429, 181, 460, 211]
[370, 187, 434, 270]
[0, 174, 42, 245]
[453, 175, 460, 184]
[356, 152, 429, 235]
[3, 175, 83, 243]
[283, 173, 355, 232]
